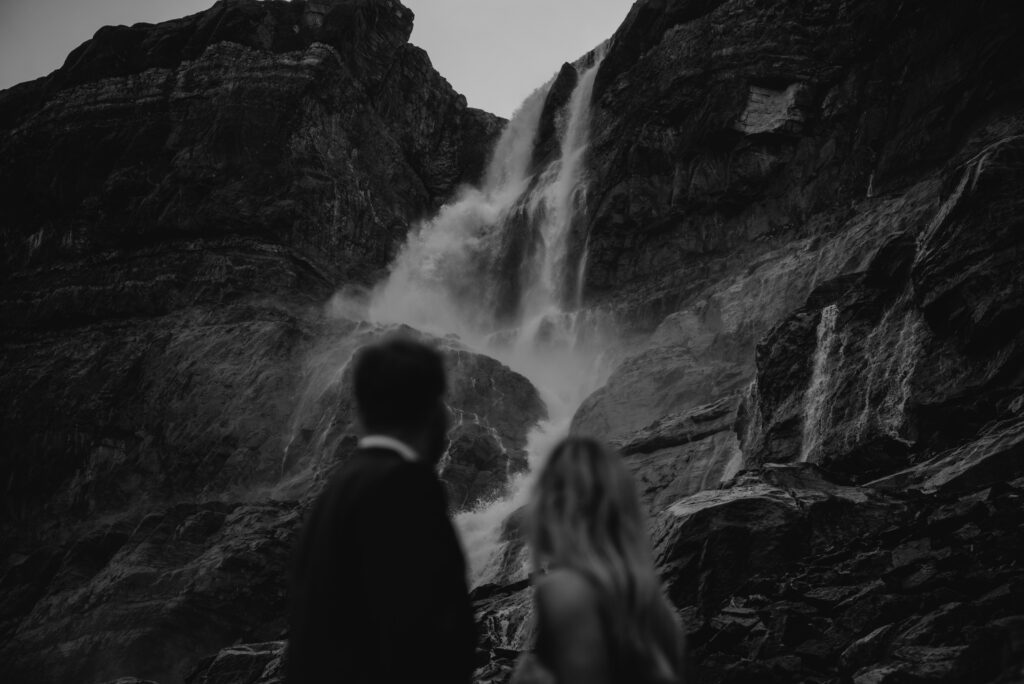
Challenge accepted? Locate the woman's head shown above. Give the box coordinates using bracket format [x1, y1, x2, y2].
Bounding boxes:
[528, 436, 649, 572]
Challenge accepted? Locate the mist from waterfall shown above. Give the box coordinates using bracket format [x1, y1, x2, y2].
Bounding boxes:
[367, 81, 549, 341]
[368, 52, 613, 584]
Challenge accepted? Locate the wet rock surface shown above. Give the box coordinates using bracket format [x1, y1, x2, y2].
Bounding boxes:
[685, 476, 1024, 684]
[741, 130, 1024, 481]
[444, 422, 523, 512]
[186, 642, 285, 684]
[279, 323, 546, 502]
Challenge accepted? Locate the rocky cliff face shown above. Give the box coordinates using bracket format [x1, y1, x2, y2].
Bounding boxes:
[0, 0, 499, 288]
[485, 0, 1024, 681]
[0, 2, 531, 682]
[568, 0, 1024, 511]
[3, 0, 1024, 682]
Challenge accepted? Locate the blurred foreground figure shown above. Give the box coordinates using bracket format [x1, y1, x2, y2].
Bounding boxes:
[513, 437, 687, 684]
[286, 336, 476, 684]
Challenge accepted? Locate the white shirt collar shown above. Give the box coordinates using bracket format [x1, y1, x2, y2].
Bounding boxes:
[357, 435, 420, 463]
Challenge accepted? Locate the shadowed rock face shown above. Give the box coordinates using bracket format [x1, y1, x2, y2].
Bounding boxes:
[741, 133, 1024, 482]
[0, 312, 546, 683]
[3, 502, 300, 684]
[566, 0, 1024, 530]
[582, 0, 1024, 325]
[4, 0, 1024, 683]
[652, 466, 908, 615]
[0, 0, 505, 536]
[0, 0, 501, 286]
[0, 1, 518, 681]
[672, 470, 1024, 683]
[548, 0, 1024, 681]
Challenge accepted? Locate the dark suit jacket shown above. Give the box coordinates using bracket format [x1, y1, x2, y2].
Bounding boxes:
[285, 447, 476, 683]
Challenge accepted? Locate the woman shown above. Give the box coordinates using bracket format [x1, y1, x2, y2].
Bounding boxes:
[512, 437, 687, 684]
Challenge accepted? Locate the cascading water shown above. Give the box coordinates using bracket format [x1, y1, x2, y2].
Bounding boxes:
[368, 50, 612, 584]
[519, 58, 602, 324]
[800, 304, 839, 463]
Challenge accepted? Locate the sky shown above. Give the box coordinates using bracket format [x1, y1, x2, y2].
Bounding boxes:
[0, 0, 634, 117]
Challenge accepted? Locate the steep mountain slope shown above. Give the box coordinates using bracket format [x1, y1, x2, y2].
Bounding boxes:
[0, 2, 540, 682]
[477, 0, 1024, 681]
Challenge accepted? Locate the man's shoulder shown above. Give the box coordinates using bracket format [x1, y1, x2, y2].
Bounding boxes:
[326, 448, 438, 500]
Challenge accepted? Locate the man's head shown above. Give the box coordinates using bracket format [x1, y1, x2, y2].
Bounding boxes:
[353, 335, 449, 464]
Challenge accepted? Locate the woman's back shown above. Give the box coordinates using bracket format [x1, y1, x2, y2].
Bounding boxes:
[533, 568, 685, 684]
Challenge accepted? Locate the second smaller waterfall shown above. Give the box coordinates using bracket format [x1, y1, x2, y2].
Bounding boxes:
[800, 304, 839, 463]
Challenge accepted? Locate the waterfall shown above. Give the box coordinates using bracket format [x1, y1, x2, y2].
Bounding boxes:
[367, 82, 551, 340]
[800, 304, 839, 463]
[519, 58, 602, 325]
[367, 51, 612, 584]
[369, 51, 605, 347]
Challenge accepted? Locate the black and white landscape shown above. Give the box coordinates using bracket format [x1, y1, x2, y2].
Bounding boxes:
[1, 0, 1023, 682]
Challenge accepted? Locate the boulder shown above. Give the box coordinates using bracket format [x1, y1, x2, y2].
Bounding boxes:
[685, 478, 1024, 683]
[443, 422, 523, 511]
[280, 323, 546, 500]
[187, 641, 284, 684]
[473, 581, 535, 653]
[626, 431, 743, 517]
[572, 345, 749, 443]
[653, 465, 906, 615]
[616, 396, 744, 515]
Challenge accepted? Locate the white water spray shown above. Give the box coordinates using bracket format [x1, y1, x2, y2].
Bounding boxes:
[368, 52, 612, 584]
[368, 80, 550, 341]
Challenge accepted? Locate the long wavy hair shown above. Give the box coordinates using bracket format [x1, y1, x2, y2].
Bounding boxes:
[527, 436, 684, 682]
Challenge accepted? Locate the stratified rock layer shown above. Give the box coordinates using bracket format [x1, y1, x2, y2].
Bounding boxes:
[0, 1, 515, 682]
[0, 0, 500, 286]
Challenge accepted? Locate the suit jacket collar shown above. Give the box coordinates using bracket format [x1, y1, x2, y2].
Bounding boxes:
[357, 434, 420, 463]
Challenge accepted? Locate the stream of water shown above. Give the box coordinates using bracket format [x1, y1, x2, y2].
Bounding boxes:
[367, 52, 612, 584]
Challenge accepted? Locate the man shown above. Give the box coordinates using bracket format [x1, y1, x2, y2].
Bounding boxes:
[286, 336, 476, 683]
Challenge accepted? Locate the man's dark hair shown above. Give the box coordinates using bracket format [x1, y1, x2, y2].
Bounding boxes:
[353, 335, 447, 431]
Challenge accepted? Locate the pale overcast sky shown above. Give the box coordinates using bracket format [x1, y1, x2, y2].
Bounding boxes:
[0, 0, 633, 117]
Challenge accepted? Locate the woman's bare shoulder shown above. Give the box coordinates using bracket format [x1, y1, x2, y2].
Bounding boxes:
[533, 567, 610, 683]
[534, 568, 601, 623]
